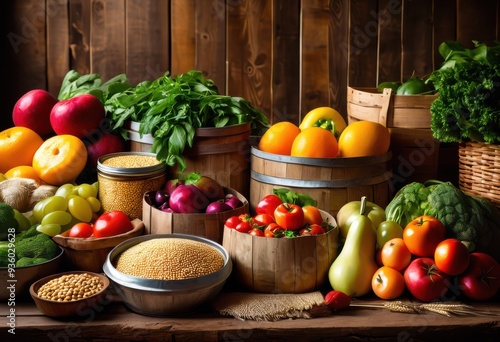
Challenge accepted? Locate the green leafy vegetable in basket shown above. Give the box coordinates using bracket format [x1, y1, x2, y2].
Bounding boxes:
[385, 180, 500, 262]
[104, 70, 269, 171]
[428, 40, 500, 144]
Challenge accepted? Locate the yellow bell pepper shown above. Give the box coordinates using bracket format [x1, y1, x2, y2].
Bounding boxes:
[299, 107, 347, 139]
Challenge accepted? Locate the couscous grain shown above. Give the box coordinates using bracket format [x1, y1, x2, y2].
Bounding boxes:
[114, 238, 224, 280]
[97, 153, 166, 219]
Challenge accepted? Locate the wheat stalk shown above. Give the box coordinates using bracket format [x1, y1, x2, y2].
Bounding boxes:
[350, 300, 500, 317]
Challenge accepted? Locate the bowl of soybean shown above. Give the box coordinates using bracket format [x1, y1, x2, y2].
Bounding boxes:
[103, 233, 232, 316]
[29, 271, 110, 317]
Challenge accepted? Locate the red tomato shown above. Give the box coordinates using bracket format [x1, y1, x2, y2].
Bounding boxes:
[403, 215, 446, 257]
[302, 205, 323, 225]
[238, 213, 253, 223]
[225, 215, 241, 229]
[235, 221, 252, 233]
[324, 290, 351, 311]
[372, 266, 406, 300]
[434, 238, 470, 276]
[264, 223, 285, 238]
[93, 210, 133, 238]
[274, 203, 304, 231]
[380, 238, 412, 272]
[248, 228, 265, 237]
[404, 257, 450, 302]
[252, 213, 275, 227]
[255, 194, 283, 217]
[68, 222, 93, 238]
[457, 252, 500, 301]
[299, 223, 324, 236]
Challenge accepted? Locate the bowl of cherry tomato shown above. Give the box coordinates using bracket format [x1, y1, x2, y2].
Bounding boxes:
[53, 216, 144, 273]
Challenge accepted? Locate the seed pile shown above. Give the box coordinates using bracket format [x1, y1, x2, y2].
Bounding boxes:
[114, 238, 224, 280]
[37, 273, 104, 302]
[102, 155, 160, 168]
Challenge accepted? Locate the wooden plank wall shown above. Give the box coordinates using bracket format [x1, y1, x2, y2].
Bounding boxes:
[2, 0, 499, 132]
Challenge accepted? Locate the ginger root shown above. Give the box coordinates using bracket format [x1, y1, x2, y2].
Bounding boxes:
[0, 178, 57, 213]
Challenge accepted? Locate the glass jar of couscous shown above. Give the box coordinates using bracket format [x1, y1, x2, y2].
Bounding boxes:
[97, 152, 166, 220]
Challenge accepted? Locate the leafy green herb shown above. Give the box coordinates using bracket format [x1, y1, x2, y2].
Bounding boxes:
[428, 41, 500, 144]
[272, 188, 317, 207]
[105, 70, 269, 170]
[57, 70, 131, 103]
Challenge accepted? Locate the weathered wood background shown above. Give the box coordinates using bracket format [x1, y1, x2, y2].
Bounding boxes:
[1, 0, 499, 131]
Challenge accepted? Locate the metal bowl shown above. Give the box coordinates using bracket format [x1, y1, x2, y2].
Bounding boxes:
[103, 233, 232, 316]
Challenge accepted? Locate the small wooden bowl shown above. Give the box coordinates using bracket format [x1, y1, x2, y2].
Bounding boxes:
[52, 219, 144, 272]
[29, 271, 110, 318]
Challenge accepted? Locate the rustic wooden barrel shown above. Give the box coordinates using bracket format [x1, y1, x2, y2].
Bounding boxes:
[222, 210, 338, 293]
[128, 122, 251, 198]
[249, 146, 393, 217]
[347, 86, 457, 189]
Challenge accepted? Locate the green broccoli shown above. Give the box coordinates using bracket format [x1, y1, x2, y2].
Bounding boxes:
[14, 225, 59, 262]
[385, 180, 500, 261]
[0, 202, 19, 240]
[15, 257, 50, 267]
[0, 241, 10, 267]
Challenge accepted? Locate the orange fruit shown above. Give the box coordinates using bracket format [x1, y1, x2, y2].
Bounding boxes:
[258, 121, 301, 155]
[0, 126, 44, 173]
[32, 134, 88, 186]
[338, 121, 390, 157]
[291, 127, 338, 158]
[5, 165, 42, 183]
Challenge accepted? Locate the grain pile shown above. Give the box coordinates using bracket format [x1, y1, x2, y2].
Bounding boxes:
[114, 238, 224, 280]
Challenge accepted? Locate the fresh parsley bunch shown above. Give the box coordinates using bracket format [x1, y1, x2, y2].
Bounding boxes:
[428, 41, 500, 144]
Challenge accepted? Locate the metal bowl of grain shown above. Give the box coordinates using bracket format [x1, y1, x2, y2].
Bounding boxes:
[102, 233, 231, 316]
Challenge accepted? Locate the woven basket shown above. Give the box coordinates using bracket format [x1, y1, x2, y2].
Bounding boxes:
[458, 142, 500, 208]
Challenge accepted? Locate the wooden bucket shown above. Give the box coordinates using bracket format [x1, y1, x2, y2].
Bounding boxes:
[222, 210, 338, 293]
[52, 219, 144, 273]
[128, 122, 251, 198]
[142, 187, 249, 244]
[346, 87, 456, 189]
[250, 146, 392, 217]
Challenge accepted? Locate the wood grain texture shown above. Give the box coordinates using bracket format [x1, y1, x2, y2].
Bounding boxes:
[90, 0, 126, 82]
[46, 0, 70, 96]
[2, 0, 500, 126]
[69, 0, 91, 75]
[125, 0, 170, 85]
[227, 0, 273, 118]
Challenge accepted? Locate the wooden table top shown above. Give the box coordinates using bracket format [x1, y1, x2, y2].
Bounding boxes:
[2, 288, 499, 342]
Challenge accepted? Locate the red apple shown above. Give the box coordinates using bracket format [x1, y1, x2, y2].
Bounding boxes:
[85, 132, 126, 169]
[12, 89, 58, 137]
[50, 94, 105, 139]
[457, 252, 500, 301]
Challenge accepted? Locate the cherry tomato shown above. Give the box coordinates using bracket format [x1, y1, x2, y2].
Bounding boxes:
[300, 223, 325, 236]
[376, 220, 403, 249]
[235, 221, 252, 233]
[248, 228, 265, 237]
[434, 238, 470, 276]
[255, 194, 283, 217]
[380, 238, 412, 272]
[225, 215, 241, 229]
[68, 222, 93, 238]
[93, 210, 133, 238]
[372, 266, 406, 300]
[302, 205, 323, 225]
[274, 203, 304, 231]
[238, 213, 253, 223]
[252, 213, 275, 227]
[403, 215, 446, 257]
[264, 223, 285, 238]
